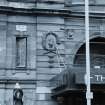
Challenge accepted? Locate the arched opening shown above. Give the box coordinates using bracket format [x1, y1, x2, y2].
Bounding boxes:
[74, 37, 105, 68]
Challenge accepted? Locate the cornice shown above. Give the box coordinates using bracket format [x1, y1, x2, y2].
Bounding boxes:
[0, 6, 105, 18]
[37, 0, 64, 4]
[65, 4, 105, 7]
[7, 0, 64, 4]
[0, 6, 71, 16]
[70, 11, 105, 18]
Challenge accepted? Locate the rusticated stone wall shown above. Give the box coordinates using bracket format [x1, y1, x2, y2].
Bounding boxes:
[0, 0, 104, 105]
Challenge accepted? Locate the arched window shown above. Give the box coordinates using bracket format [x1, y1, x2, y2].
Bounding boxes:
[74, 37, 105, 68]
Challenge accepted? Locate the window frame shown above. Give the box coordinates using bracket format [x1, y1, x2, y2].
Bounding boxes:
[15, 36, 27, 68]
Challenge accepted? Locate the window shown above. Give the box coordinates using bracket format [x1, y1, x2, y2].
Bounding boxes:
[16, 37, 27, 67]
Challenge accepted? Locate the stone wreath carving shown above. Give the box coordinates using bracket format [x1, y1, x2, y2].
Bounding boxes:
[42, 32, 60, 52]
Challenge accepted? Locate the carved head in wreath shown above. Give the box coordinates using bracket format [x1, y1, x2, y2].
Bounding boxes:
[42, 32, 60, 51]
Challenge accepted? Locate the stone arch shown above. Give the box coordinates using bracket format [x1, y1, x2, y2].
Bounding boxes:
[72, 34, 105, 67]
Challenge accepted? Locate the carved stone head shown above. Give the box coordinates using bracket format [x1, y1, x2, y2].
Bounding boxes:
[42, 32, 60, 51]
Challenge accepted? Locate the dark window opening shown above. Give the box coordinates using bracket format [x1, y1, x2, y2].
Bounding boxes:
[74, 37, 105, 68]
[16, 37, 27, 68]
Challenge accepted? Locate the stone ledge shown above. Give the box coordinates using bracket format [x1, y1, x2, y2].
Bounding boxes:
[0, 6, 71, 16]
[70, 11, 105, 18]
[7, 0, 64, 4]
[0, 77, 36, 84]
[37, 0, 64, 4]
[0, 80, 36, 84]
[7, 0, 36, 3]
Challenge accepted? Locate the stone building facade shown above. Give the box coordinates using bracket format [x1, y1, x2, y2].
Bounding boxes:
[0, 0, 105, 105]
